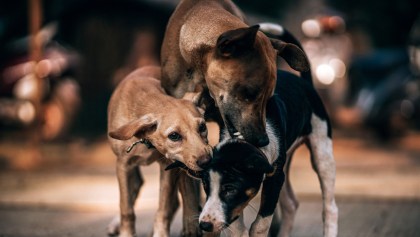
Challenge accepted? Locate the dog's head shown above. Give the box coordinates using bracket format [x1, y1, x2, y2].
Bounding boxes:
[195, 139, 273, 233]
[204, 25, 309, 147]
[109, 96, 212, 171]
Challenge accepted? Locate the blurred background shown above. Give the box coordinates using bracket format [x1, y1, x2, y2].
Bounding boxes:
[0, 0, 419, 236]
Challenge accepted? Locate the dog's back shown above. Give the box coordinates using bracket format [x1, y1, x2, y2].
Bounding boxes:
[161, 0, 247, 98]
[107, 66, 163, 134]
[267, 70, 331, 150]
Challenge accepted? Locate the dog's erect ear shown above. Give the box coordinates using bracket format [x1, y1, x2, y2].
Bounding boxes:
[109, 114, 157, 140]
[216, 25, 260, 57]
[270, 38, 310, 72]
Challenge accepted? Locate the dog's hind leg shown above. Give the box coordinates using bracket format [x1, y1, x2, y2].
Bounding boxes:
[178, 172, 203, 237]
[152, 161, 181, 237]
[278, 151, 299, 237]
[307, 115, 338, 237]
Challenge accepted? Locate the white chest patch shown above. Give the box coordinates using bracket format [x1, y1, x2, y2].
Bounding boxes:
[260, 122, 279, 165]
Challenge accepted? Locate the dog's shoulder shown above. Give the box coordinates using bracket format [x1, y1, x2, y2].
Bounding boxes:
[275, 70, 329, 122]
[270, 70, 332, 144]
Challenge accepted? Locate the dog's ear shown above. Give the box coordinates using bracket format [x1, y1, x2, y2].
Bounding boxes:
[192, 88, 214, 112]
[215, 139, 274, 174]
[240, 151, 274, 174]
[182, 91, 206, 115]
[109, 114, 157, 140]
[216, 25, 260, 57]
[270, 38, 310, 72]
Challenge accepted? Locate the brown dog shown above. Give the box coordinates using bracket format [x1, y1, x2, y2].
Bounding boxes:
[161, 0, 310, 147]
[107, 66, 212, 237]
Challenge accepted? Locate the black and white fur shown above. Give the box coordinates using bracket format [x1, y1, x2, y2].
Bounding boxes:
[198, 69, 338, 237]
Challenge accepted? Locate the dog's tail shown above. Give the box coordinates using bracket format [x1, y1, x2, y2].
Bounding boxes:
[259, 22, 313, 85]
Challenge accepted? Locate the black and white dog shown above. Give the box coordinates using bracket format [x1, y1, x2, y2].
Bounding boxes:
[194, 68, 338, 237]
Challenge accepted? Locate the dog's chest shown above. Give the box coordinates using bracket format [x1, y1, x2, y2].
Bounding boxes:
[259, 122, 280, 165]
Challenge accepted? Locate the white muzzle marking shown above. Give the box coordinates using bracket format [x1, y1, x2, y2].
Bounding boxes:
[199, 171, 226, 232]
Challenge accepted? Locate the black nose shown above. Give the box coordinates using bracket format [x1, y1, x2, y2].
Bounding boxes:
[256, 134, 269, 147]
[199, 221, 214, 232]
[196, 155, 211, 169]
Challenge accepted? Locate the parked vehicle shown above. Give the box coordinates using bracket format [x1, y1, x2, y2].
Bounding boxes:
[345, 16, 420, 139]
[0, 24, 81, 140]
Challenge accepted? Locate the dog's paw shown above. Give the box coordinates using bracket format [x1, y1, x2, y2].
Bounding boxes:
[107, 216, 120, 236]
[181, 229, 202, 237]
[150, 229, 170, 237]
[118, 233, 136, 237]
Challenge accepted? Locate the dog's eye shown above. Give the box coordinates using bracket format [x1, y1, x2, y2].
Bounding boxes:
[221, 185, 237, 197]
[198, 122, 207, 133]
[240, 87, 258, 102]
[168, 132, 182, 141]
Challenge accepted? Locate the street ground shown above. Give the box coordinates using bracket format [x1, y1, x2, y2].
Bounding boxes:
[0, 130, 419, 237]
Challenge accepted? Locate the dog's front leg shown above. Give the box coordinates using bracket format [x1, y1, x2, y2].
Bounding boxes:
[250, 167, 285, 237]
[116, 160, 144, 237]
[152, 162, 181, 237]
[178, 172, 202, 237]
[229, 213, 249, 237]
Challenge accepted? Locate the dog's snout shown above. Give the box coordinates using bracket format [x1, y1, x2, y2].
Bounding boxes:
[196, 155, 211, 169]
[199, 221, 214, 232]
[256, 134, 269, 147]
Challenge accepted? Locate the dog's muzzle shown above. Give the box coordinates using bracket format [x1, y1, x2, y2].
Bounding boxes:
[224, 112, 269, 147]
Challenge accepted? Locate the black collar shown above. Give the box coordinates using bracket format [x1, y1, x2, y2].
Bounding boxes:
[126, 138, 155, 153]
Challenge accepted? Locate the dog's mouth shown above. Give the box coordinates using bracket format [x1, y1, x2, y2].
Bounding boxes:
[225, 116, 244, 140]
[165, 160, 187, 170]
[165, 160, 203, 179]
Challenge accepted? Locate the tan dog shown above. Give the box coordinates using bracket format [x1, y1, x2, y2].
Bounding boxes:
[161, 0, 310, 147]
[107, 66, 212, 237]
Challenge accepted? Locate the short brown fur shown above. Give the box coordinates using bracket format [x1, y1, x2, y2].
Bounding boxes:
[161, 0, 309, 146]
[107, 66, 211, 237]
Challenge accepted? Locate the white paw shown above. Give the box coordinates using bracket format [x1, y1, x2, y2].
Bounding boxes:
[118, 233, 136, 237]
[107, 216, 120, 236]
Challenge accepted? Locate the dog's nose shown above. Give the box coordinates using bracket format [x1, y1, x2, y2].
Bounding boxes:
[196, 155, 211, 169]
[256, 134, 269, 147]
[199, 221, 214, 232]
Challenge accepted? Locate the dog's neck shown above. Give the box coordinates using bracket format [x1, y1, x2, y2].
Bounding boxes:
[219, 120, 279, 165]
[125, 138, 155, 153]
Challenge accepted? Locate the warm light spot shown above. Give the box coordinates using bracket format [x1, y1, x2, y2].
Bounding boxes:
[17, 101, 36, 124]
[13, 74, 38, 100]
[316, 64, 335, 85]
[302, 19, 321, 38]
[329, 58, 346, 78]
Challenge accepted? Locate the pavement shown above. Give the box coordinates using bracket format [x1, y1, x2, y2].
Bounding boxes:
[0, 130, 419, 236]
